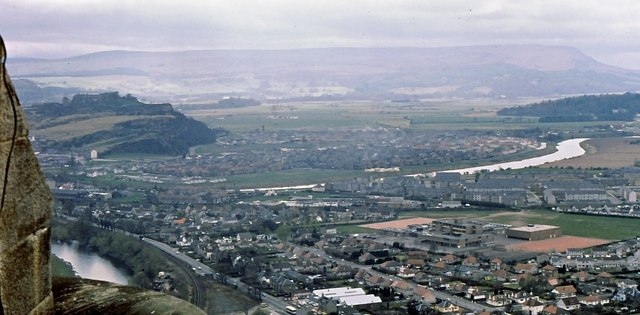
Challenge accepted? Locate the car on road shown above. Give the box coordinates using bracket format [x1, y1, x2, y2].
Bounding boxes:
[260, 303, 268, 308]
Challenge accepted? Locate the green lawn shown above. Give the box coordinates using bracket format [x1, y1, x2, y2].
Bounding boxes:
[335, 224, 376, 235]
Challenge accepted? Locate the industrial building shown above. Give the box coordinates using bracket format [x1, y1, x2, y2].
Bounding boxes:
[506, 224, 562, 241]
[311, 287, 382, 307]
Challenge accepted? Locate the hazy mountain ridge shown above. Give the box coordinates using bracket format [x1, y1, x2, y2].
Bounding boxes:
[8, 45, 640, 104]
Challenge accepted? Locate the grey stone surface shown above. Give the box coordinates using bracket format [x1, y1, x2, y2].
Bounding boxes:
[53, 277, 206, 315]
[0, 36, 54, 314]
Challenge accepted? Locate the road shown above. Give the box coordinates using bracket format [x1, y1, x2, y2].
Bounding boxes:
[141, 238, 210, 307]
[142, 237, 293, 314]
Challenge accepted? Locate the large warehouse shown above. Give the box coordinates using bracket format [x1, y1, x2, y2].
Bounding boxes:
[506, 224, 562, 241]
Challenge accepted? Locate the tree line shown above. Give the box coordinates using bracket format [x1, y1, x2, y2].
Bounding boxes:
[497, 92, 640, 122]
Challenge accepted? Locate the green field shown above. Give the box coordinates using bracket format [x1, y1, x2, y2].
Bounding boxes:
[51, 254, 77, 278]
[32, 115, 157, 141]
[184, 98, 624, 134]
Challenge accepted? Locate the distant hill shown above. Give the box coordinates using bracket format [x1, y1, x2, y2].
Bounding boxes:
[8, 45, 640, 104]
[497, 93, 640, 122]
[12, 79, 84, 105]
[26, 92, 224, 156]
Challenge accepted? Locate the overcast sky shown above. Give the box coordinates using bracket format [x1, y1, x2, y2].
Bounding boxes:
[1, 0, 639, 69]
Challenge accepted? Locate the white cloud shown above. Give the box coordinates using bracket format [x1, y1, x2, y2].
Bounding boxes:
[0, 0, 639, 68]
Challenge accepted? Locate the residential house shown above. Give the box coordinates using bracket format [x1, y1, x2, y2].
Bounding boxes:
[413, 272, 430, 285]
[379, 260, 402, 274]
[236, 232, 254, 242]
[514, 262, 538, 274]
[441, 254, 457, 264]
[547, 278, 561, 287]
[358, 252, 377, 264]
[540, 304, 564, 315]
[390, 280, 413, 297]
[414, 286, 436, 304]
[354, 269, 369, 282]
[365, 275, 392, 288]
[491, 269, 508, 282]
[565, 248, 584, 258]
[486, 292, 510, 307]
[407, 258, 425, 268]
[596, 271, 614, 285]
[521, 298, 545, 315]
[397, 266, 416, 278]
[616, 279, 638, 289]
[284, 270, 311, 286]
[433, 300, 459, 313]
[541, 265, 558, 278]
[433, 261, 447, 270]
[318, 296, 339, 314]
[580, 294, 610, 306]
[552, 285, 577, 298]
[465, 286, 486, 301]
[570, 270, 593, 283]
[462, 255, 479, 267]
[490, 258, 503, 270]
[508, 291, 535, 304]
[612, 287, 640, 302]
[557, 297, 581, 311]
[269, 274, 296, 295]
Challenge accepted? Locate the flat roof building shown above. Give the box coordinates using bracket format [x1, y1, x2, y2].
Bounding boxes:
[506, 224, 561, 241]
[311, 287, 381, 307]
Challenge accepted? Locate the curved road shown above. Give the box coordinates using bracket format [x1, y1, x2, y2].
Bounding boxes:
[141, 238, 207, 308]
[143, 237, 291, 313]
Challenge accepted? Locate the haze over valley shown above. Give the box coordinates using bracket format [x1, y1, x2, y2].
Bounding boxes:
[8, 45, 640, 105]
[5, 1, 640, 314]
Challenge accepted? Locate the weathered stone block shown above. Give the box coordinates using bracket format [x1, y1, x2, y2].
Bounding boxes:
[0, 69, 29, 139]
[0, 228, 51, 315]
[0, 37, 53, 314]
[0, 138, 52, 251]
[28, 293, 54, 315]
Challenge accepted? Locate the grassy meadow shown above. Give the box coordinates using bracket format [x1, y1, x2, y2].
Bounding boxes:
[184, 97, 626, 135]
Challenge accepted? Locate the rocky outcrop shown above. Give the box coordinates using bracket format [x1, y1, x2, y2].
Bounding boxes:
[0, 36, 54, 314]
[52, 277, 205, 315]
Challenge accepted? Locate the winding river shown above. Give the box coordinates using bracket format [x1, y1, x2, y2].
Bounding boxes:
[248, 138, 590, 191]
[51, 243, 129, 285]
[438, 137, 588, 175]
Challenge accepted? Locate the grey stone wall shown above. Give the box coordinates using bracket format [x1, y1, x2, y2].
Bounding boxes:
[0, 37, 54, 314]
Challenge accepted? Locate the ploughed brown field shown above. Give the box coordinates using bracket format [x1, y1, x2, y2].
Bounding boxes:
[506, 235, 610, 253]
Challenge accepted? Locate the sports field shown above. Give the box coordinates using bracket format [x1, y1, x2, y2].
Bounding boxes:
[394, 209, 640, 241]
[505, 235, 610, 253]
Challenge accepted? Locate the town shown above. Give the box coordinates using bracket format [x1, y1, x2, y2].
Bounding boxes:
[44, 138, 640, 314]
